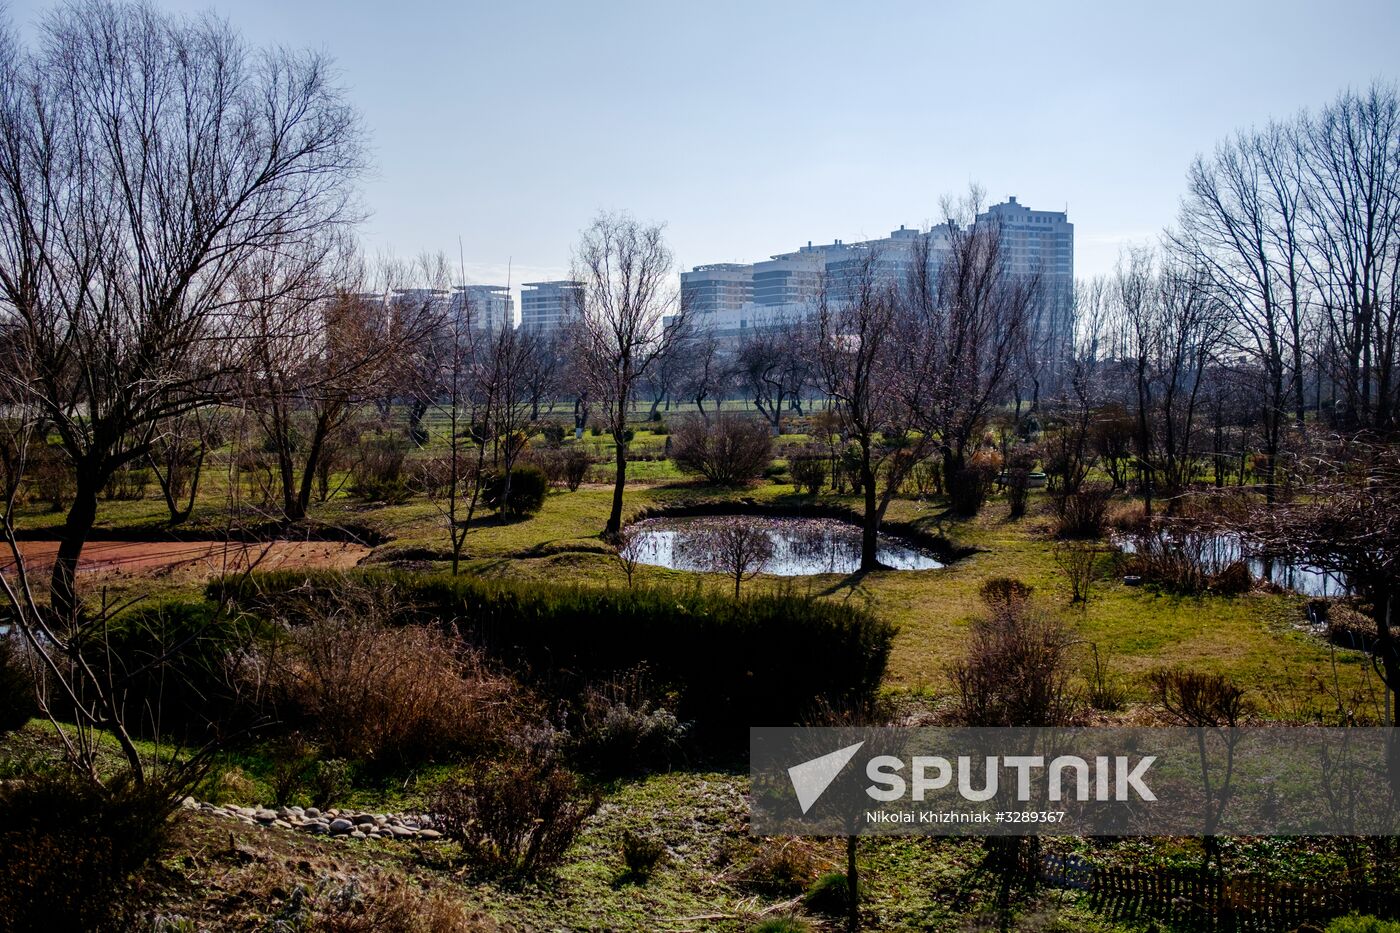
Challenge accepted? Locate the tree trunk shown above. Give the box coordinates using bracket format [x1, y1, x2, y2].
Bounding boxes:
[606, 435, 628, 537]
[859, 452, 879, 572]
[50, 469, 101, 620]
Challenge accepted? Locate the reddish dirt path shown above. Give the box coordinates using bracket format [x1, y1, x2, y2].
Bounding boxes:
[0, 539, 370, 584]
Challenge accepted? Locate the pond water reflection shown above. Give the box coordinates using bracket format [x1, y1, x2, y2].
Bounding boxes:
[626, 516, 944, 576]
[1117, 530, 1349, 598]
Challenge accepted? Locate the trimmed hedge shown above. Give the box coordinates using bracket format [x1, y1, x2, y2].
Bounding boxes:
[207, 570, 895, 742]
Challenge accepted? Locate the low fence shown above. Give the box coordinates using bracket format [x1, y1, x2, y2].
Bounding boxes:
[1040, 854, 1395, 932]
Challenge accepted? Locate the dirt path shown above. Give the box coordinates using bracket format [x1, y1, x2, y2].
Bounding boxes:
[0, 539, 371, 585]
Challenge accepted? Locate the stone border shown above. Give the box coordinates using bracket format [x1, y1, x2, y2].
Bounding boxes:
[183, 798, 442, 841]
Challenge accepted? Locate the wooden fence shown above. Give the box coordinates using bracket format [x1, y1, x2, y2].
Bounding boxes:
[1039, 854, 1395, 932]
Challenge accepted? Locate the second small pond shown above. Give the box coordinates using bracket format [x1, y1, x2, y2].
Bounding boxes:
[625, 515, 945, 576]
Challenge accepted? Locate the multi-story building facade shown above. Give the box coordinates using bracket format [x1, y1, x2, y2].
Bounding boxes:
[456, 284, 514, 332]
[519, 280, 583, 337]
[680, 198, 1073, 352]
[680, 263, 753, 316]
[977, 196, 1075, 364]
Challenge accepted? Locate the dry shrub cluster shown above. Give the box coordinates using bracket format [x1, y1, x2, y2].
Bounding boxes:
[1147, 667, 1251, 727]
[292, 873, 496, 932]
[950, 583, 1081, 727]
[258, 591, 529, 766]
[725, 838, 829, 896]
[670, 413, 773, 485]
[1053, 483, 1113, 538]
[430, 748, 599, 877]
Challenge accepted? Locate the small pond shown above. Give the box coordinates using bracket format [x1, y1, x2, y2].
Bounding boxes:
[1117, 530, 1349, 598]
[625, 515, 944, 576]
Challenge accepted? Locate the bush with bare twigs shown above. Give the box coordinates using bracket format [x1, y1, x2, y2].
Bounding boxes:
[430, 748, 599, 877]
[1054, 483, 1113, 538]
[260, 591, 528, 765]
[949, 598, 1081, 727]
[670, 413, 773, 485]
[1147, 667, 1251, 727]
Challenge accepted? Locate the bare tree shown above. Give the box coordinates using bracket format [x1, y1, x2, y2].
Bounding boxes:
[736, 317, 811, 435]
[816, 247, 923, 570]
[689, 517, 774, 598]
[0, 1, 365, 614]
[1301, 84, 1400, 431]
[568, 212, 690, 537]
[678, 326, 728, 421]
[903, 190, 1034, 515]
[1176, 120, 1312, 501]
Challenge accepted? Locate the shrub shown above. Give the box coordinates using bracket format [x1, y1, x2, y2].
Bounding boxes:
[28, 444, 73, 511]
[1147, 667, 1250, 727]
[0, 635, 36, 734]
[1085, 644, 1126, 712]
[262, 590, 527, 766]
[310, 758, 353, 809]
[1054, 483, 1113, 538]
[212, 570, 895, 750]
[569, 669, 688, 776]
[103, 463, 152, 500]
[0, 774, 179, 930]
[290, 873, 492, 932]
[979, 577, 1033, 609]
[950, 599, 1080, 727]
[804, 872, 852, 917]
[948, 455, 999, 517]
[671, 413, 773, 485]
[431, 751, 599, 877]
[731, 838, 825, 895]
[482, 464, 548, 516]
[540, 421, 566, 446]
[87, 601, 267, 743]
[619, 829, 666, 881]
[1004, 465, 1032, 519]
[1054, 542, 1103, 604]
[788, 448, 827, 495]
[562, 447, 592, 491]
[350, 439, 412, 503]
[1209, 560, 1253, 595]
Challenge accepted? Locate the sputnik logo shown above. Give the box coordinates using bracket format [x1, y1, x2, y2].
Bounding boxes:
[787, 741, 864, 814]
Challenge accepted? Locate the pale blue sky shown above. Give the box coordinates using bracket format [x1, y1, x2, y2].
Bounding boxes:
[6, 0, 1399, 300]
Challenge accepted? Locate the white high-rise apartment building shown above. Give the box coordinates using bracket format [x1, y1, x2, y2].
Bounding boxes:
[680, 198, 1073, 351]
[456, 284, 514, 332]
[978, 196, 1074, 362]
[520, 280, 583, 337]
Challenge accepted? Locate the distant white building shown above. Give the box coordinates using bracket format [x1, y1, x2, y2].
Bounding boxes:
[455, 284, 514, 332]
[978, 196, 1075, 363]
[519, 280, 583, 337]
[680, 198, 1074, 353]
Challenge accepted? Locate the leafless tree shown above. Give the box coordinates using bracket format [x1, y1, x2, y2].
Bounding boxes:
[1301, 84, 1400, 431]
[1176, 120, 1312, 501]
[567, 212, 690, 537]
[690, 517, 774, 599]
[416, 272, 537, 573]
[241, 244, 421, 523]
[678, 326, 728, 421]
[736, 318, 812, 435]
[816, 247, 924, 570]
[902, 190, 1034, 515]
[0, 1, 365, 614]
